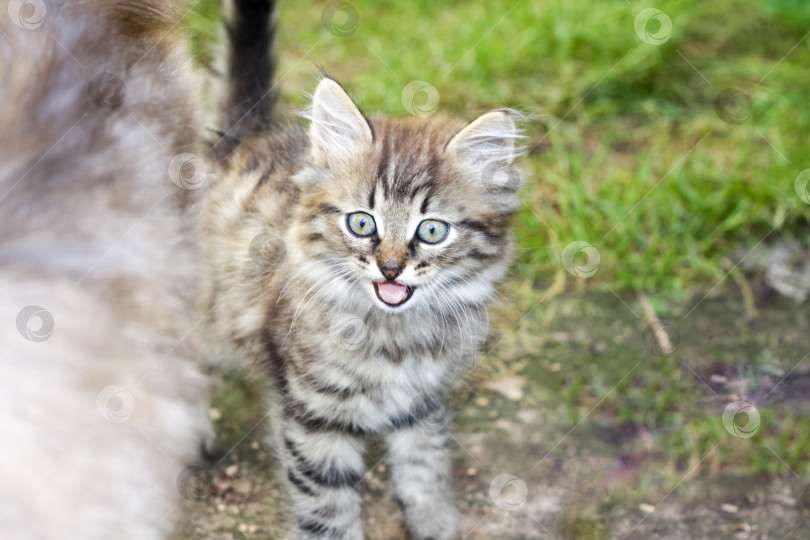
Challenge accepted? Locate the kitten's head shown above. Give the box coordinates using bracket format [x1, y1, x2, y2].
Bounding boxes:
[293, 77, 523, 313]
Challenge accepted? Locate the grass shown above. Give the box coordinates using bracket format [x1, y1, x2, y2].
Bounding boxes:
[179, 1, 810, 534]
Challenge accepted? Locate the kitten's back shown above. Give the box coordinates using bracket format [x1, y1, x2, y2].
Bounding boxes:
[0, 2, 209, 538]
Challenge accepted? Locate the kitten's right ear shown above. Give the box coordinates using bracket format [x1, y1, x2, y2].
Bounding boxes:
[308, 78, 373, 164]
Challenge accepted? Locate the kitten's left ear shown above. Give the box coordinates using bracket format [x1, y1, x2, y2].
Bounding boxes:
[446, 109, 520, 168]
[308, 77, 373, 164]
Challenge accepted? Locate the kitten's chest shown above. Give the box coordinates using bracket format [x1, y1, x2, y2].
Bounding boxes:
[279, 311, 477, 433]
[320, 344, 454, 431]
[310, 321, 459, 392]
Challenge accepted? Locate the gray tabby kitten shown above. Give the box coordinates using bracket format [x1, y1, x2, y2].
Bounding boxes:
[0, 1, 210, 539]
[200, 1, 523, 538]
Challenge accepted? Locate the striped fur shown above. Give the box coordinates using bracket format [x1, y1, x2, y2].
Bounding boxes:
[200, 1, 523, 538]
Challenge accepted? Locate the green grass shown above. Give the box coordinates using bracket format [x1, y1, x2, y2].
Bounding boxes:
[186, 0, 810, 298]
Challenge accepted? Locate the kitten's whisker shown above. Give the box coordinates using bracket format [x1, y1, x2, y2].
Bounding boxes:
[286, 265, 353, 340]
[288, 265, 348, 320]
[435, 267, 478, 292]
[433, 268, 491, 355]
[277, 257, 346, 302]
[435, 284, 478, 370]
[423, 287, 449, 356]
[282, 264, 340, 305]
[300, 266, 354, 325]
[326, 271, 364, 333]
[432, 285, 469, 366]
[277, 261, 327, 303]
[284, 266, 349, 343]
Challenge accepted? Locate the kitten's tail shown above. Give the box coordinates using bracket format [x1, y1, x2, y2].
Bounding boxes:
[219, 0, 279, 138]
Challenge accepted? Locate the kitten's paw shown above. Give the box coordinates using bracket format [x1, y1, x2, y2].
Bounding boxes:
[399, 499, 458, 540]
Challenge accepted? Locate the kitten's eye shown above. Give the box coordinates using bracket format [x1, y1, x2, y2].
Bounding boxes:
[346, 212, 377, 237]
[416, 219, 449, 244]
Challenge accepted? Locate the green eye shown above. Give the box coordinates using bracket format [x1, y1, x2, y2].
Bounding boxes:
[416, 219, 449, 244]
[346, 212, 377, 237]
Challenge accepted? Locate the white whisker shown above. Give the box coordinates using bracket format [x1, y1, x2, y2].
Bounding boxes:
[284, 265, 350, 343]
[277, 256, 346, 302]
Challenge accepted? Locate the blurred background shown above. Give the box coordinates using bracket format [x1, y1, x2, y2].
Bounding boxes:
[176, 1, 810, 538]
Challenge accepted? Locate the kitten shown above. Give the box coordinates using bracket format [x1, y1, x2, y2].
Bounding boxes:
[200, 1, 523, 538]
[0, 1, 210, 539]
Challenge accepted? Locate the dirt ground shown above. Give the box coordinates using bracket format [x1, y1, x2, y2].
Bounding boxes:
[171, 291, 810, 539]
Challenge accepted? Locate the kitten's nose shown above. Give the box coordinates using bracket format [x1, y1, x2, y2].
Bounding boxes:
[379, 260, 402, 281]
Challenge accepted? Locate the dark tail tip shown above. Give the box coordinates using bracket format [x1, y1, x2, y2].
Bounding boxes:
[220, 0, 278, 139]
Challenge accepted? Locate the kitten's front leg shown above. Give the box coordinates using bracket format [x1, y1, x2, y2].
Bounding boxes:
[280, 420, 366, 540]
[385, 404, 459, 540]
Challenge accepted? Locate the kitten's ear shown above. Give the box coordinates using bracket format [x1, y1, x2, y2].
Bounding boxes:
[446, 109, 520, 168]
[308, 78, 373, 164]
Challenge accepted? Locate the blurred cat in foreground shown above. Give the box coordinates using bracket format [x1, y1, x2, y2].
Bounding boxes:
[0, 1, 209, 538]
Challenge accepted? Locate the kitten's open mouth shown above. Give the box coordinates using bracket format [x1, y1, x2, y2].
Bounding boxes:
[373, 281, 415, 307]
